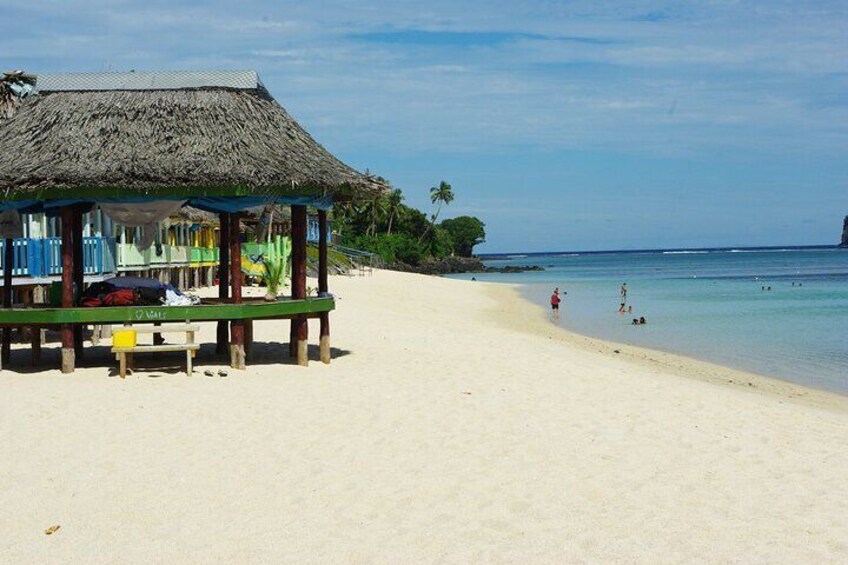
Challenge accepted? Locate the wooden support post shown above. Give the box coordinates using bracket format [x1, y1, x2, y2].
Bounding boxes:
[72, 206, 84, 358]
[1, 237, 13, 367]
[60, 207, 75, 373]
[318, 210, 331, 364]
[290, 205, 308, 366]
[216, 212, 230, 355]
[229, 213, 245, 369]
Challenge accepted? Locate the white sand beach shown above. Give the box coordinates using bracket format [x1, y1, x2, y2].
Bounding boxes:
[1, 270, 847, 564]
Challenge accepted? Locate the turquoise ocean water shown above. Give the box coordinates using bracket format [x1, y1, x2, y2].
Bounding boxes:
[446, 247, 848, 395]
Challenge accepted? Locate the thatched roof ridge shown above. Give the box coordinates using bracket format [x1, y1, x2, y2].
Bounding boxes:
[36, 70, 266, 94]
[0, 80, 384, 200]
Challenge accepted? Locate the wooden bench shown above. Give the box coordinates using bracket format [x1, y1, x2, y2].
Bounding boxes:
[111, 323, 199, 379]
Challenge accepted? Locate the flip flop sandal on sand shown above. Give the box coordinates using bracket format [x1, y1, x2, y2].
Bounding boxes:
[218, 370, 228, 377]
[204, 370, 214, 377]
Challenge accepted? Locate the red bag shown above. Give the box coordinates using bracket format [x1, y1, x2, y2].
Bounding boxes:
[82, 297, 103, 308]
[102, 289, 136, 307]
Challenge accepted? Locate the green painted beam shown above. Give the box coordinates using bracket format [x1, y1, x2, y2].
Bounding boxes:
[0, 297, 334, 325]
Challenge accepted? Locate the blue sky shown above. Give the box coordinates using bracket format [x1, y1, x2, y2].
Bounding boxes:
[6, 0, 848, 252]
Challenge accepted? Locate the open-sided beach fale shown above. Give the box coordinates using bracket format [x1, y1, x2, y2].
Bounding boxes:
[0, 70, 384, 374]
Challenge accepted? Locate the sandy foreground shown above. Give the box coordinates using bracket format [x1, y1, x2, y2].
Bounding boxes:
[1, 269, 847, 564]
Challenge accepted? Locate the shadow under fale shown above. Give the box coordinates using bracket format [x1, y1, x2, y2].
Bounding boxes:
[0, 340, 352, 376]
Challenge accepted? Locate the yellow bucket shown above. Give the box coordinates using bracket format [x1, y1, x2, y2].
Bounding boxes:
[113, 329, 137, 348]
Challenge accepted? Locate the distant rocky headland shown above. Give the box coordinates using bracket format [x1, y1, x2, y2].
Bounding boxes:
[842, 215, 848, 247]
[395, 256, 544, 275]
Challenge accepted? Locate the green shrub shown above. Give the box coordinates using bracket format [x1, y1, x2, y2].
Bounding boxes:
[345, 233, 426, 266]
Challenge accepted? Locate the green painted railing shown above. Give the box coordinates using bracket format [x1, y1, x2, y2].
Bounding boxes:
[201, 248, 217, 263]
[2, 235, 294, 280]
[170, 246, 189, 265]
[119, 244, 195, 270]
[114, 239, 290, 276]
[116, 243, 151, 269]
[149, 245, 171, 267]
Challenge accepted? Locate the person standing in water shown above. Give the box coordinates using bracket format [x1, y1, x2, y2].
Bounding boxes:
[618, 282, 628, 313]
[551, 288, 562, 319]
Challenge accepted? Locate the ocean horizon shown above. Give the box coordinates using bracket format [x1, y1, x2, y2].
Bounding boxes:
[479, 243, 841, 259]
[449, 246, 848, 394]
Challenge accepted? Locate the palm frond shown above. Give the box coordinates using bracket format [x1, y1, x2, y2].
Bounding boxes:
[1, 70, 37, 119]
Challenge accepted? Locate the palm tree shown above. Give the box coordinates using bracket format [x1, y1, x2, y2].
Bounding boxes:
[430, 181, 454, 223]
[419, 181, 454, 243]
[385, 189, 404, 235]
[366, 195, 388, 237]
[0, 71, 36, 119]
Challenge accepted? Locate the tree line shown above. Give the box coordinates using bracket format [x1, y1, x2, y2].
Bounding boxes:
[334, 180, 486, 266]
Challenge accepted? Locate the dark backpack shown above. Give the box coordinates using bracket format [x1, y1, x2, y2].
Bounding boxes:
[136, 287, 165, 306]
[83, 281, 116, 300]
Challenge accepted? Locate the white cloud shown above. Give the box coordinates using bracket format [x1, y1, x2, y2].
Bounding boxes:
[6, 1, 848, 246]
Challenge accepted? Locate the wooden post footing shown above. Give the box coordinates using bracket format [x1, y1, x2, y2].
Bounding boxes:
[319, 335, 331, 364]
[319, 312, 330, 364]
[230, 344, 246, 370]
[61, 348, 75, 374]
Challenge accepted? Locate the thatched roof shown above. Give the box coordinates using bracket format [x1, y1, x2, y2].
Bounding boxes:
[172, 205, 219, 223]
[0, 71, 384, 202]
[171, 204, 292, 231]
[242, 203, 290, 221]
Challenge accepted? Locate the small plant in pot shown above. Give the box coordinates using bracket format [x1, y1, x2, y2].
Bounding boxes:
[262, 258, 285, 301]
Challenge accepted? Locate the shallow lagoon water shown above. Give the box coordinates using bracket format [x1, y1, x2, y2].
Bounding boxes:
[448, 248, 848, 394]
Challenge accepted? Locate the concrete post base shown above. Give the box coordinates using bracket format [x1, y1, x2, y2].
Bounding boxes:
[61, 348, 75, 374]
[319, 335, 331, 364]
[230, 344, 246, 370]
[297, 340, 308, 367]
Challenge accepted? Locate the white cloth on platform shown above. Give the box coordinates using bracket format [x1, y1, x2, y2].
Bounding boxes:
[99, 201, 186, 250]
[164, 288, 194, 306]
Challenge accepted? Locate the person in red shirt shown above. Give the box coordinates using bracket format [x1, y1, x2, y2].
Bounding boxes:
[551, 288, 562, 319]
